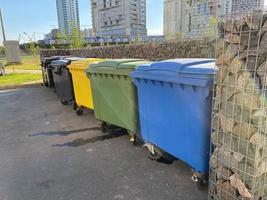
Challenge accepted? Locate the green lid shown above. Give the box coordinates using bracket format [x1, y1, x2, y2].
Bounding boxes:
[87, 59, 150, 75]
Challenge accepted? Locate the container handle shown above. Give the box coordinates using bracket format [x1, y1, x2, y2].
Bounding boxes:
[54, 66, 62, 75]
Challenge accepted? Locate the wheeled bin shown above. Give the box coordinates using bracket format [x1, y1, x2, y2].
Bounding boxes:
[51, 57, 82, 105]
[68, 58, 104, 115]
[86, 59, 149, 140]
[131, 59, 217, 187]
[41, 56, 63, 88]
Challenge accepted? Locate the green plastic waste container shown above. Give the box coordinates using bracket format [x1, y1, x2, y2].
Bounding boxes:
[86, 59, 149, 139]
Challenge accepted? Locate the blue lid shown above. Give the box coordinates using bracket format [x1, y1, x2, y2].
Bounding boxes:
[137, 59, 216, 75]
[131, 59, 217, 87]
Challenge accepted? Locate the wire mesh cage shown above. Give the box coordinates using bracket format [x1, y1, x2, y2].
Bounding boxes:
[209, 8, 267, 200]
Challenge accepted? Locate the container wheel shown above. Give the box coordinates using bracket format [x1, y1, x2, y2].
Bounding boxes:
[130, 134, 143, 146]
[73, 103, 78, 111]
[76, 108, 84, 116]
[129, 133, 137, 145]
[196, 179, 206, 190]
[147, 145, 164, 161]
[146, 144, 175, 163]
[191, 173, 207, 191]
[61, 100, 68, 105]
[100, 121, 108, 133]
[132, 135, 139, 146]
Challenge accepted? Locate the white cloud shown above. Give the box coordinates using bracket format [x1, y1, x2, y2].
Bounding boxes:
[147, 29, 163, 36]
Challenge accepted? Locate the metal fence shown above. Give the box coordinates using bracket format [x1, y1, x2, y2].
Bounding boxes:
[209, 9, 267, 200]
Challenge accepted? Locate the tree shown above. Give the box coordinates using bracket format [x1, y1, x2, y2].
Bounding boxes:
[70, 27, 84, 48]
[29, 41, 37, 55]
[132, 36, 141, 44]
[23, 33, 37, 55]
[175, 32, 184, 41]
[166, 32, 174, 42]
[0, 46, 5, 57]
[204, 16, 217, 39]
[55, 32, 67, 45]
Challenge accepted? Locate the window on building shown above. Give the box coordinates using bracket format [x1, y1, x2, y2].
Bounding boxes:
[103, 0, 106, 8]
[188, 14, 191, 32]
[197, 4, 201, 14]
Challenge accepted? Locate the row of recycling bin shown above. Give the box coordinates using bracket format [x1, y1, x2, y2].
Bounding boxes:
[41, 56, 217, 188]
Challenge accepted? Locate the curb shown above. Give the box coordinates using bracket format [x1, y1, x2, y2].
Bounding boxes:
[0, 83, 42, 91]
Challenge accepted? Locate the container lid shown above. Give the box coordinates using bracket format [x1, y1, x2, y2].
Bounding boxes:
[131, 59, 217, 87]
[42, 56, 64, 65]
[91, 59, 148, 69]
[50, 57, 83, 67]
[138, 59, 216, 74]
[65, 56, 83, 61]
[87, 59, 149, 75]
[68, 58, 104, 70]
[50, 59, 69, 66]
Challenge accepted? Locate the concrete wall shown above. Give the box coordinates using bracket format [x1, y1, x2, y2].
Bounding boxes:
[40, 39, 216, 61]
[4, 40, 22, 64]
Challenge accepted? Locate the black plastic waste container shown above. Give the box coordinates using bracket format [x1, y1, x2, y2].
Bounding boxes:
[41, 56, 63, 88]
[50, 57, 82, 104]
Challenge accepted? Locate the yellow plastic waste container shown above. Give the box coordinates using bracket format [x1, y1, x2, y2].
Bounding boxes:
[68, 58, 103, 115]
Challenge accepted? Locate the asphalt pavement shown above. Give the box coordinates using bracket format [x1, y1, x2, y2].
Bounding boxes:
[0, 87, 208, 200]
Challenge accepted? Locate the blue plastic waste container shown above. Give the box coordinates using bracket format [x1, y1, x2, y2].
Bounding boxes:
[131, 59, 217, 186]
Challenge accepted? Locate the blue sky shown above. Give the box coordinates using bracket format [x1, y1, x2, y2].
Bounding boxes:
[1, 0, 267, 43]
[0, 0, 164, 43]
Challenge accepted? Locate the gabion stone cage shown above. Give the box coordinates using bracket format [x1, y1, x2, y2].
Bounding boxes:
[209, 10, 267, 200]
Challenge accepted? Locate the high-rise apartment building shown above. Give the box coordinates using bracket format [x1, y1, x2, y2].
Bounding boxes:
[56, 0, 80, 37]
[163, 0, 218, 38]
[164, 0, 265, 38]
[91, 0, 147, 41]
[217, 0, 232, 16]
[163, 0, 186, 37]
[183, 0, 217, 38]
[231, 0, 264, 13]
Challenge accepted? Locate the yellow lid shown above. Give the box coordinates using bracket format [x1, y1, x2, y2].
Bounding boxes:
[68, 58, 104, 70]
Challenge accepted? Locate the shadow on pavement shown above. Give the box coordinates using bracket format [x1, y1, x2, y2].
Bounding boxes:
[29, 127, 101, 137]
[52, 129, 128, 147]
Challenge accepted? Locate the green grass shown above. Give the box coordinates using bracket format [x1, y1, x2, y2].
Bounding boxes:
[1, 55, 41, 70]
[0, 73, 42, 87]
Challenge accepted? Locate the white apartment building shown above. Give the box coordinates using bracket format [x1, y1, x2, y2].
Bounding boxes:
[164, 0, 218, 38]
[91, 0, 147, 41]
[56, 0, 80, 37]
[163, 0, 186, 37]
[231, 0, 264, 13]
[183, 0, 217, 38]
[217, 0, 232, 16]
[164, 0, 265, 38]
